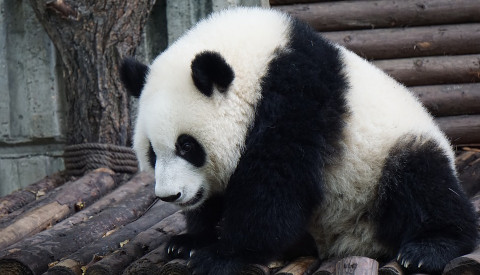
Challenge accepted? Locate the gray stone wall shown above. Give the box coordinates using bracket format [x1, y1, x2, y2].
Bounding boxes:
[0, 0, 267, 196]
[0, 0, 65, 195]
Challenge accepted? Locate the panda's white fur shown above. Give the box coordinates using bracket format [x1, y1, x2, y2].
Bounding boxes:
[134, 8, 291, 207]
[123, 7, 476, 274]
[310, 48, 455, 258]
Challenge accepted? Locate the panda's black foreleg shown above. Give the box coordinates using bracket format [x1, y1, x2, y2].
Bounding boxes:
[373, 138, 478, 274]
[186, 148, 322, 274]
[166, 194, 224, 259]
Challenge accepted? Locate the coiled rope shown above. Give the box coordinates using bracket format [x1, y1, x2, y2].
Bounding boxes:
[64, 143, 138, 176]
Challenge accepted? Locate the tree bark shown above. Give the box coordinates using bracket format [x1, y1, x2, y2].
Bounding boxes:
[28, 0, 156, 145]
[0, 171, 68, 218]
[0, 172, 156, 275]
[322, 23, 480, 60]
[274, 0, 480, 31]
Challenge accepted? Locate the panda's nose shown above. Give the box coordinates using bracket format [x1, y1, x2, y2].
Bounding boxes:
[158, 192, 181, 202]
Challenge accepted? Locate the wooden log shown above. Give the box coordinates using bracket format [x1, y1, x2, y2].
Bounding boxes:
[443, 249, 480, 275]
[158, 259, 190, 275]
[410, 84, 480, 117]
[0, 168, 116, 250]
[275, 256, 320, 275]
[270, 0, 330, 5]
[46, 200, 179, 275]
[0, 171, 67, 218]
[378, 261, 404, 275]
[470, 192, 480, 215]
[312, 258, 338, 275]
[155, 260, 271, 275]
[240, 264, 271, 275]
[456, 150, 479, 172]
[435, 115, 480, 145]
[455, 150, 480, 197]
[122, 243, 171, 275]
[85, 211, 186, 275]
[322, 23, 480, 60]
[0, 172, 157, 275]
[274, 0, 480, 31]
[373, 54, 480, 87]
[335, 257, 379, 275]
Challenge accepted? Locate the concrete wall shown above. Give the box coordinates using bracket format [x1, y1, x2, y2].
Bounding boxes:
[0, 0, 65, 195]
[0, 0, 267, 196]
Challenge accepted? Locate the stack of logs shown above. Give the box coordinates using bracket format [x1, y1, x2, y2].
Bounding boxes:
[272, 0, 480, 145]
[0, 150, 479, 274]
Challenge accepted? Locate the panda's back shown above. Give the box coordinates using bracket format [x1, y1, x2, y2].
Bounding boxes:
[308, 46, 455, 259]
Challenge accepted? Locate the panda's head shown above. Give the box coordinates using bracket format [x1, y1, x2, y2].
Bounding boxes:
[120, 8, 290, 209]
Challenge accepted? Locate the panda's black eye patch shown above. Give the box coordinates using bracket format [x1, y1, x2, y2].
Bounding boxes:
[175, 134, 206, 167]
[148, 142, 156, 169]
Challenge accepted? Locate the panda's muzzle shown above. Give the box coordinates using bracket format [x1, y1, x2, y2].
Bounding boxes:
[178, 187, 205, 207]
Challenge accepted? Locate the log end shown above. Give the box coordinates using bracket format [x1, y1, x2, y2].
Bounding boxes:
[335, 257, 379, 275]
[240, 264, 270, 275]
[0, 259, 33, 275]
[379, 261, 404, 275]
[158, 259, 190, 275]
[443, 254, 480, 275]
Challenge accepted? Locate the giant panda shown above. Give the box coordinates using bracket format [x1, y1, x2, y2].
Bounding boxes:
[120, 7, 477, 275]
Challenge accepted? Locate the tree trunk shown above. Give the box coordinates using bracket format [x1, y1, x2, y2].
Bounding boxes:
[28, 0, 155, 145]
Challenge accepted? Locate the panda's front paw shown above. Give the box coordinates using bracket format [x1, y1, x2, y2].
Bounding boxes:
[166, 234, 208, 259]
[396, 242, 449, 274]
[187, 244, 243, 275]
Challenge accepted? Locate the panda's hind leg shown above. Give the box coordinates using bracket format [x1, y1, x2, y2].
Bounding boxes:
[373, 136, 478, 274]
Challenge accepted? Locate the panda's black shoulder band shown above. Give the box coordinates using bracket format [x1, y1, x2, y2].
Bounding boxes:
[191, 51, 235, 97]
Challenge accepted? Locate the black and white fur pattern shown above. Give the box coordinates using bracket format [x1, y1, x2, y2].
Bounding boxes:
[121, 7, 477, 275]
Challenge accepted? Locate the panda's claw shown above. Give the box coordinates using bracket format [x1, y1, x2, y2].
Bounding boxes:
[404, 261, 410, 268]
[418, 261, 423, 268]
[190, 250, 196, 258]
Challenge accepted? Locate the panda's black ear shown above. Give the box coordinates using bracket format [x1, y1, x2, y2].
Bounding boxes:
[191, 51, 235, 97]
[120, 58, 149, 98]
